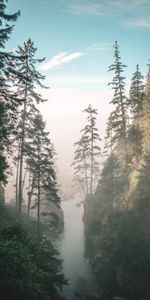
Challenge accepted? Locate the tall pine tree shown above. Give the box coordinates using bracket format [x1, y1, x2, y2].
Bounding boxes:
[0, 0, 20, 182]
[25, 113, 60, 232]
[72, 134, 90, 196]
[108, 41, 128, 165]
[128, 64, 144, 162]
[142, 73, 150, 160]
[129, 64, 144, 125]
[72, 105, 101, 196]
[14, 39, 47, 212]
[83, 105, 101, 194]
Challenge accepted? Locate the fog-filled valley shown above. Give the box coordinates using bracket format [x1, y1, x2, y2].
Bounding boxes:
[1, 1, 150, 300]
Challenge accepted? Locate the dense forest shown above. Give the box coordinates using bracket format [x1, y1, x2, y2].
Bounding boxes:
[0, 0, 150, 300]
[82, 43, 150, 300]
[0, 1, 66, 299]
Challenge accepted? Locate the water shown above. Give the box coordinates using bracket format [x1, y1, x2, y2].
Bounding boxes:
[58, 198, 99, 300]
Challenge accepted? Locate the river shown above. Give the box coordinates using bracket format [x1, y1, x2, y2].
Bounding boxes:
[58, 198, 99, 300]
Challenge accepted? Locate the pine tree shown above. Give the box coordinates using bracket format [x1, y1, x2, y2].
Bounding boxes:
[103, 114, 114, 157]
[25, 113, 60, 233]
[142, 75, 150, 160]
[127, 65, 144, 163]
[0, 0, 20, 182]
[83, 104, 101, 194]
[108, 41, 128, 164]
[96, 153, 120, 211]
[72, 104, 101, 196]
[14, 103, 39, 210]
[14, 39, 47, 212]
[129, 64, 144, 126]
[72, 134, 90, 196]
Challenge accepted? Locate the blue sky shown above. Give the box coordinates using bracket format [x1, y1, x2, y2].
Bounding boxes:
[6, 0, 150, 181]
[7, 0, 150, 86]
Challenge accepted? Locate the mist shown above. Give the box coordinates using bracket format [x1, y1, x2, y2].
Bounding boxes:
[1, 1, 150, 300]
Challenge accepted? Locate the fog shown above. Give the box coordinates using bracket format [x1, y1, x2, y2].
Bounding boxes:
[39, 87, 112, 199]
[5, 86, 111, 203]
[58, 198, 99, 300]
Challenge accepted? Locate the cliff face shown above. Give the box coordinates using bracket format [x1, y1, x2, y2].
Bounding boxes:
[83, 163, 150, 300]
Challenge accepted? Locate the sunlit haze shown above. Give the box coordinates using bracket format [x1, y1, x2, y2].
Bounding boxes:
[6, 0, 150, 197]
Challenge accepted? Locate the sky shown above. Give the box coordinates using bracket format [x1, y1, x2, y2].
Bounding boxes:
[6, 0, 150, 197]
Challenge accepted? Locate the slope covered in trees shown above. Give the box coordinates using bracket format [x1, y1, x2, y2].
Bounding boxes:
[1, 1, 150, 299]
[0, 0, 20, 182]
[0, 1, 61, 224]
[0, 203, 66, 300]
[0, 1, 66, 299]
[83, 42, 150, 300]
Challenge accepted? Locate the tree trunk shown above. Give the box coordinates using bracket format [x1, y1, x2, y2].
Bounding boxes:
[37, 136, 41, 235]
[18, 93, 27, 212]
[27, 174, 34, 216]
[15, 143, 20, 209]
[18, 52, 29, 213]
[83, 153, 89, 196]
[90, 112, 94, 195]
[119, 79, 128, 165]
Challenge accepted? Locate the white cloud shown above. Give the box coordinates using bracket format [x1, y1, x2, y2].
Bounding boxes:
[86, 42, 112, 52]
[66, 0, 150, 22]
[67, 1, 115, 17]
[39, 52, 83, 71]
[67, 3, 107, 17]
[123, 17, 150, 28]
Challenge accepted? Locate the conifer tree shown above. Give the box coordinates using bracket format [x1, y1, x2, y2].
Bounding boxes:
[142, 76, 150, 160]
[25, 113, 60, 232]
[83, 104, 101, 194]
[108, 41, 128, 164]
[15, 103, 39, 210]
[72, 134, 90, 196]
[129, 64, 144, 125]
[128, 64, 144, 162]
[14, 39, 47, 212]
[72, 105, 101, 196]
[103, 114, 114, 157]
[0, 0, 20, 182]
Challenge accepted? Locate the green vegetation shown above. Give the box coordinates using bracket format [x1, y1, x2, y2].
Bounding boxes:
[0, 204, 66, 300]
[83, 42, 150, 300]
[0, 1, 20, 182]
[1, 0, 150, 299]
[14, 39, 47, 213]
[0, 1, 66, 299]
[72, 104, 101, 197]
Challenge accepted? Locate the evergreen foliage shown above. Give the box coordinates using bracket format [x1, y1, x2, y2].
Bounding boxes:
[0, 2, 65, 299]
[72, 134, 90, 196]
[13, 39, 47, 212]
[84, 43, 150, 300]
[0, 0, 20, 182]
[0, 204, 66, 300]
[129, 64, 144, 122]
[107, 41, 128, 164]
[127, 65, 144, 162]
[24, 112, 60, 230]
[142, 78, 150, 160]
[72, 104, 101, 196]
[0, 1, 150, 298]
